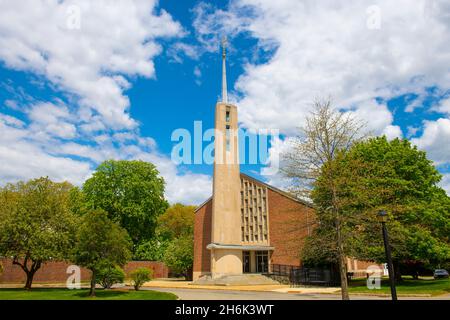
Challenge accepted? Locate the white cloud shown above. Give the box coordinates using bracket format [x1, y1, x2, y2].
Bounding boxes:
[28, 102, 77, 139]
[434, 97, 450, 115]
[382, 125, 403, 140]
[440, 173, 450, 195]
[193, 0, 450, 135]
[0, 1, 212, 204]
[0, 113, 212, 204]
[167, 42, 200, 63]
[0, 117, 92, 185]
[411, 118, 450, 165]
[0, 0, 184, 130]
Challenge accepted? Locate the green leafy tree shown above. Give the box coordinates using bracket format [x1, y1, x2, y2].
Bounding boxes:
[0, 178, 78, 289]
[130, 267, 153, 290]
[96, 265, 126, 289]
[157, 203, 196, 240]
[163, 236, 194, 280]
[82, 160, 169, 247]
[308, 136, 450, 280]
[341, 137, 450, 279]
[68, 186, 87, 216]
[134, 237, 170, 261]
[73, 210, 132, 296]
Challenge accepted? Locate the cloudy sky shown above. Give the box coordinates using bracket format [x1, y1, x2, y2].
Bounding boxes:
[0, 0, 449, 204]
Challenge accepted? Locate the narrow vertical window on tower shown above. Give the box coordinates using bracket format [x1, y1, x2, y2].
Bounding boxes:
[226, 124, 231, 151]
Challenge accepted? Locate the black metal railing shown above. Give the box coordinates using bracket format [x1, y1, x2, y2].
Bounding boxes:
[269, 264, 296, 277]
[268, 264, 340, 287]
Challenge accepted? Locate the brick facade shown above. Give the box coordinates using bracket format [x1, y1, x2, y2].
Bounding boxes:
[193, 199, 212, 277]
[0, 258, 168, 284]
[193, 173, 375, 277]
[267, 188, 315, 267]
[193, 174, 315, 276]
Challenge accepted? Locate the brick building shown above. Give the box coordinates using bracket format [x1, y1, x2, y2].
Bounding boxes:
[193, 173, 315, 280]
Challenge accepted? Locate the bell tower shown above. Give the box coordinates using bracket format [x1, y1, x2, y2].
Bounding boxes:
[208, 37, 243, 278]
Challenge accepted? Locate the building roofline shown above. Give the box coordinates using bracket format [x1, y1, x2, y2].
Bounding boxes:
[239, 172, 313, 208]
[194, 196, 212, 213]
[194, 172, 313, 213]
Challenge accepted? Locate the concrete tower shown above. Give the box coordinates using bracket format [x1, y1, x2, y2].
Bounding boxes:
[208, 37, 243, 278]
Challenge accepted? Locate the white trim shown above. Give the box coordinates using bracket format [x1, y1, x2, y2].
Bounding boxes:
[206, 243, 275, 251]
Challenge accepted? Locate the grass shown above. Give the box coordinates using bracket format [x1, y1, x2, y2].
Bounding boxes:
[348, 277, 450, 296]
[0, 288, 178, 300]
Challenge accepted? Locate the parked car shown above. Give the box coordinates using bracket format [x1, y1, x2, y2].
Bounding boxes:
[433, 269, 449, 279]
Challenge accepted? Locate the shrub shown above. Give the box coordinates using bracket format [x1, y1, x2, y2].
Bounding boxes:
[95, 265, 125, 289]
[130, 267, 153, 291]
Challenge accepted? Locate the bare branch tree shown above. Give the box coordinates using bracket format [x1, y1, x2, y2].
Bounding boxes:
[281, 98, 366, 300]
[282, 99, 366, 198]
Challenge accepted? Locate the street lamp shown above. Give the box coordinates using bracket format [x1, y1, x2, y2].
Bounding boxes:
[377, 210, 397, 300]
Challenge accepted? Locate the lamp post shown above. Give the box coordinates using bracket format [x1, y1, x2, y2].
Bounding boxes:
[377, 210, 397, 301]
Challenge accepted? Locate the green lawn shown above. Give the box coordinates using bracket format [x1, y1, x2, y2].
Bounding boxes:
[0, 288, 178, 300]
[348, 277, 450, 296]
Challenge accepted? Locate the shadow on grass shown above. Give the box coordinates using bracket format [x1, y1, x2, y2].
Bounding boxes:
[72, 290, 129, 299]
[0, 287, 178, 300]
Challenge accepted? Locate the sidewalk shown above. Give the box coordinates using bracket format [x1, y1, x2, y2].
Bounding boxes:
[143, 279, 340, 294]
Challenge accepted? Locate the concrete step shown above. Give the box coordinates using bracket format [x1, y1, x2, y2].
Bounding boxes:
[193, 274, 279, 286]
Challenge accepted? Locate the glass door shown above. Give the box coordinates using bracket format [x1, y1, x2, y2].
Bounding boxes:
[256, 251, 268, 273]
[243, 251, 251, 273]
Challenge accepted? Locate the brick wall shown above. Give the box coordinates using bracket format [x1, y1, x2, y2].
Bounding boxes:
[268, 189, 315, 267]
[193, 199, 212, 276]
[0, 258, 168, 284]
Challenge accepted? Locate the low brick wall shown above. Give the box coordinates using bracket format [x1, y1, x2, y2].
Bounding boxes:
[0, 258, 168, 284]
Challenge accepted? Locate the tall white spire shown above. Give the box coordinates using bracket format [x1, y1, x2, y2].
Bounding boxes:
[221, 36, 228, 103]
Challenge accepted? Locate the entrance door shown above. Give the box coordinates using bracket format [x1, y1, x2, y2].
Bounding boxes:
[243, 251, 251, 273]
[256, 251, 268, 273]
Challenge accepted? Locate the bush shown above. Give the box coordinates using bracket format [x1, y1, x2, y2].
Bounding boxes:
[130, 267, 153, 291]
[95, 265, 125, 289]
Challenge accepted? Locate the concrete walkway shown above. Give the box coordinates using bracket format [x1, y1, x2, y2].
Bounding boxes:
[143, 280, 286, 292]
[143, 280, 340, 294]
[144, 287, 450, 300]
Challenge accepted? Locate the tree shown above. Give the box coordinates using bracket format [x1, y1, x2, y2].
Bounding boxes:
[283, 99, 365, 199]
[82, 160, 169, 247]
[163, 236, 194, 280]
[0, 178, 78, 289]
[326, 137, 450, 280]
[72, 209, 132, 297]
[134, 237, 170, 261]
[283, 99, 365, 300]
[68, 186, 87, 216]
[156, 203, 196, 240]
[130, 267, 153, 290]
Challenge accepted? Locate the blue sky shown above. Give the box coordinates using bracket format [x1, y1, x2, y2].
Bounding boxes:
[0, 0, 449, 204]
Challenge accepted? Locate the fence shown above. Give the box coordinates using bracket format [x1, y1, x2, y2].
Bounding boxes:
[268, 264, 340, 287]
